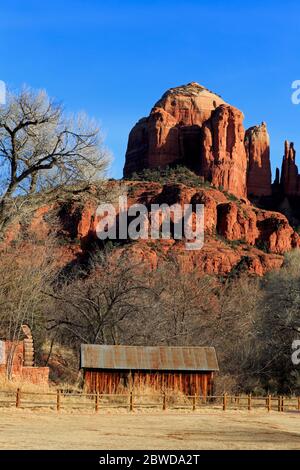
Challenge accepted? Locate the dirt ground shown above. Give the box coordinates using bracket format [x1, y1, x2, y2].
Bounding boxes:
[0, 408, 300, 450]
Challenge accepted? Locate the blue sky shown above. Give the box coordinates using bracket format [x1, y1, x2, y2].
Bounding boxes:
[1, 0, 300, 179]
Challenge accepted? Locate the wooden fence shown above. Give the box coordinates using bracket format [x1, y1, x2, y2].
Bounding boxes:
[0, 390, 300, 413]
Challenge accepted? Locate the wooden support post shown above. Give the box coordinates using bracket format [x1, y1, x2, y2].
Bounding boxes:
[16, 388, 21, 408]
[162, 391, 166, 411]
[95, 392, 99, 413]
[129, 391, 133, 412]
[56, 389, 61, 412]
[298, 397, 300, 412]
[267, 394, 271, 412]
[281, 396, 284, 412]
[248, 394, 251, 411]
[278, 396, 281, 412]
[223, 393, 227, 411]
[192, 394, 196, 411]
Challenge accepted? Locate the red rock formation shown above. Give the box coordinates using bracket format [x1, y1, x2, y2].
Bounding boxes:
[280, 141, 300, 195]
[124, 83, 225, 174]
[217, 202, 258, 245]
[245, 122, 272, 197]
[256, 210, 300, 254]
[201, 105, 247, 198]
[1, 181, 298, 277]
[124, 82, 247, 198]
[216, 199, 299, 254]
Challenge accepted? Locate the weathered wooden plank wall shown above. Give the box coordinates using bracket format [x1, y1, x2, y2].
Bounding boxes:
[84, 369, 214, 397]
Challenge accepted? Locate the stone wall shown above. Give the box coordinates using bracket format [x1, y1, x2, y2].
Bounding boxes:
[0, 339, 49, 385]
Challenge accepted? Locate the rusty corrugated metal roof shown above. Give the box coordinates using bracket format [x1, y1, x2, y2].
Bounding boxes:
[80, 345, 219, 371]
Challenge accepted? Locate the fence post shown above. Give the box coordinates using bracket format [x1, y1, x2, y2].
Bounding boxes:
[281, 396, 284, 412]
[192, 394, 196, 411]
[56, 389, 61, 412]
[248, 394, 251, 411]
[267, 394, 271, 412]
[223, 393, 227, 411]
[16, 388, 21, 408]
[129, 391, 133, 412]
[298, 397, 300, 412]
[95, 392, 99, 413]
[278, 396, 281, 412]
[162, 391, 166, 411]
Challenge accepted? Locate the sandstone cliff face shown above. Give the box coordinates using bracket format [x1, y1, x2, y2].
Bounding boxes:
[245, 122, 272, 197]
[201, 105, 247, 198]
[124, 82, 247, 198]
[256, 210, 300, 254]
[216, 201, 300, 255]
[217, 202, 258, 246]
[124, 82, 226, 176]
[280, 141, 300, 196]
[76, 181, 299, 273]
[2, 181, 298, 277]
[124, 81, 300, 207]
[154, 82, 226, 125]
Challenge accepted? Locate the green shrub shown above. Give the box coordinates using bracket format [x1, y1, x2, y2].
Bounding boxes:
[126, 165, 211, 188]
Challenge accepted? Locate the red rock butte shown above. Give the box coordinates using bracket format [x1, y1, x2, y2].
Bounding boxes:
[2, 82, 300, 278]
[124, 82, 271, 199]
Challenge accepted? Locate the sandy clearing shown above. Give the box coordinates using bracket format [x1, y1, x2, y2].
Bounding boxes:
[0, 409, 300, 450]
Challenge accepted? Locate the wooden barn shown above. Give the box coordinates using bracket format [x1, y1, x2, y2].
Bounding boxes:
[81, 345, 219, 397]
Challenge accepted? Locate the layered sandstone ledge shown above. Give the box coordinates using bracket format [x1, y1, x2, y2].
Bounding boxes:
[2, 181, 298, 277]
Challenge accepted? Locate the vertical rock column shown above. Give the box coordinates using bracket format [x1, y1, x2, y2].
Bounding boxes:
[245, 122, 272, 197]
[280, 141, 299, 196]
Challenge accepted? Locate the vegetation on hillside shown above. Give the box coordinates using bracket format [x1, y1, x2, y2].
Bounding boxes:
[1, 233, 300, 394]
[127, 165, 211, 188]
[1, 86, 300, 395]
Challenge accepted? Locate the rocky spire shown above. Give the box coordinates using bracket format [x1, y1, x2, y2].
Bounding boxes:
[274, 167, 280, 186]
[280, 141, 299, 195]
[245, 122, 272, 197]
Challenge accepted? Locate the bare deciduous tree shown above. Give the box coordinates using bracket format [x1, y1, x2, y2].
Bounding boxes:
[0, 242, 56, 378]
[146, 261, 218, 346]
[248, 250, 300, 394]
[46, 250, 153, 348]
[0, 87, 110, 234]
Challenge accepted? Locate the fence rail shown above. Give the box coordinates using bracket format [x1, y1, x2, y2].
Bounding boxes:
[0, 389, 299, 413]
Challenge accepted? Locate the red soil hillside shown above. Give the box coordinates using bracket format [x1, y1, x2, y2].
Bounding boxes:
[1, 179, 299, 277]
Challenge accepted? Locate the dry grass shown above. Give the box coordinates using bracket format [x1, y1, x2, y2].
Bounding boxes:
[0, 408, 300, 450]
[0, 375, 51, 393]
